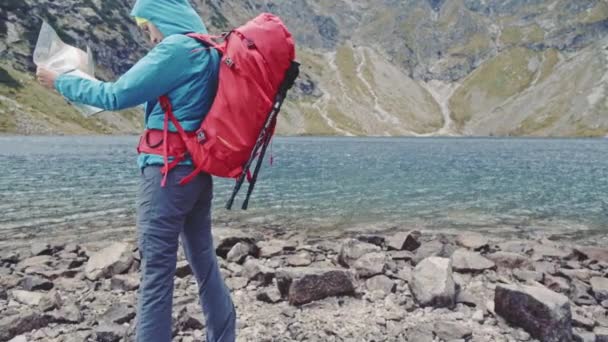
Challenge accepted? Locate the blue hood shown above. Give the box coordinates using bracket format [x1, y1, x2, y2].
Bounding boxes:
[131, 0, 208, 36]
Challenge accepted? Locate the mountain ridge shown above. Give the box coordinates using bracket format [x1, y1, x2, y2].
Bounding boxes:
[0, 0, 607, 136]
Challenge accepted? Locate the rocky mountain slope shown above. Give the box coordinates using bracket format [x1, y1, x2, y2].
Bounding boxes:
[1, 0, 607, 136]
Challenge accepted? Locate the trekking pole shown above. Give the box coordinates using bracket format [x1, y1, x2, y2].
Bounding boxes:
[225, 61, 300, 210]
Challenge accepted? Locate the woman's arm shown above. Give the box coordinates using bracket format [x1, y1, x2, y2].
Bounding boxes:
[53, 36, 193, 111]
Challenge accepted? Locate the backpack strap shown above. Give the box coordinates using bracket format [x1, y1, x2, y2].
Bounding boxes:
[186, 33, 226, 54]
[158, 95, 189, 187]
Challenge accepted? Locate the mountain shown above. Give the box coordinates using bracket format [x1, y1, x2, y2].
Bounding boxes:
[1, 0, 607, 136]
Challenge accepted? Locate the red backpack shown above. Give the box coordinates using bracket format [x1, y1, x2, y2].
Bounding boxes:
[137, 13, 299, 209]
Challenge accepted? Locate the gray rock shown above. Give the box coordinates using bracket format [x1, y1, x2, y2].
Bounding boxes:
[410, 257, 456, 308]
[357, 235, 385, 247]
[353, 252, 387, 278]
[225, 276, 248, 290]
[101, 303, 136, 324]
[573, 328, 596, 342]
[560, 269, 600, 282]
[12, 289, 44, 306]
[572, 279, 597, 306]
[243, 259, 275, 286]
[96, 324, 127, 342]
[275, 267, 356, 306]
[338, 239, 380, 268]
[514, 269, 543, 283]
[433, 321, 473, 340]
[17, 255, 53, 272]
[495, 283, 573, 342]
[30, 243, 53, 256]
[412, 240, 455, 265]
[574, 246, 608, 264]
[8, 336, 27, 342]
[175, 260, 192, 278]
[111, 274, 140, 291]
[227, 242, 257, 264]
[39, 290, 62, 312]
[85, 242, 133, 281]
[286, 252, 313, 267]
[0, 311, 51, 341]
[407, 325, 434, 342]
[19, 276, 54, 291]
[596, 327, 608, 342]
[258, 240, 289, 258]
[543, 275, 570, 294]
[51, 303, 84, 324]
[451, 249, 496, 273]
[1, 251, 20, 264]
[386, 231, 421, 251]
[214, 231, 257, 259]
[256, 286, 283, 303]
[456, 232, 489, 250]
[486, 252, 530, 269]
[456, 290, 481, 307]
[0, 286, 6, 300]
[365, 275, 395, 294]
[177, 308, 205, 331]
[388, 250, 414, 261]
[572, 311, 595, 330]
[591, 277, 608, 302]
[532, 243, 572, 260]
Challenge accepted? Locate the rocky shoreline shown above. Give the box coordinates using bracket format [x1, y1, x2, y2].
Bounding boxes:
[1, 226, 608, 342]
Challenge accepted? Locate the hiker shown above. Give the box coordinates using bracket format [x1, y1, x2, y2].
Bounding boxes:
[36, 0, 236, 341]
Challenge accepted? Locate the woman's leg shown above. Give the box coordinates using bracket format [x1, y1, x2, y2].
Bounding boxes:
[136, 166, 203, 341]
[181, 173, 236, 342]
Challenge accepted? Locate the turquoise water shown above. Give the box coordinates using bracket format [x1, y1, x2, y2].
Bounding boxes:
[0, 136, 607, 237]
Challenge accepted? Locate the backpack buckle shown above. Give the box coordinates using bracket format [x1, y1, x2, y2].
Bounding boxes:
[224, 57, 234, 68]
[197, 131, 206, 142]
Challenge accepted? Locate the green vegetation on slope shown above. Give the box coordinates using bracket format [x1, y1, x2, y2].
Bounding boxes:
[0, 64, 143, 134]
[450, 47, 539, 130]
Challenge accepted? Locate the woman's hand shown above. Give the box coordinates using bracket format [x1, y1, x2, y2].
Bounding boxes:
[36, 67, 59, 90]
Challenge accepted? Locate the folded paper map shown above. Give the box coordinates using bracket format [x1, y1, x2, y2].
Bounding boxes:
[33, 22, 103, 117]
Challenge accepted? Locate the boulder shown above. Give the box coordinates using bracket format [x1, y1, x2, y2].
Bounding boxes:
[256, 286, 283, 303]
[275, 267, 356, 306]
[495, 284, 573, 342]
[433, 321, 473, 340]
[12, 289, 44, 306]
[357, 235, 385, 247]
[110, 274, 140, 291]
[17, 255, 53, 272]
[353, 252, 387, 278]
[486, 252, 530, 269]
[451, 249, 496, 273]
[286, 252, 313, 267]
[214, 230, 257, 259]
[85, 242, 133, 280]
[410, 257, 456, 308]
[242, 259, 275, 286]
[591, 277, 608, 302]
[30, 243, 53, 256]
[574, 246, 608, 264]
[225, 277, 248, 291]
[386, 231, 421, 251]
[338, 239, 380, 268]
[412, 240, 455, 265]
[96, 324, 127, 342]
[456, 232, 489, 250]
[19, 276, 54, 291]
[175, 260, 192, 278]
[51, 303, 84, 324]
[226, 242, 258, 264]
[365, 275, 396, 295]
[0, 311, 51, 341]
[101, 303, 136, 324]
[596, 327, 608, 342]
[176, 307, 205, 331]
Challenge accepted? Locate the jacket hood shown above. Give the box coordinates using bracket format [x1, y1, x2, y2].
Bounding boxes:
[131, 0, 208, 37]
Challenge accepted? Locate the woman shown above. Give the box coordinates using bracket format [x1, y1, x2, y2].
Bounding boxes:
[36, 0, 236, 341]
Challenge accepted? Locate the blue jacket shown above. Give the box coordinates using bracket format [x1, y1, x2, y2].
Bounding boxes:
[54, 0, 220, 168]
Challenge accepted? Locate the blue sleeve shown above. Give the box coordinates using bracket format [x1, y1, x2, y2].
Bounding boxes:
[55, 36, 192, 111]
